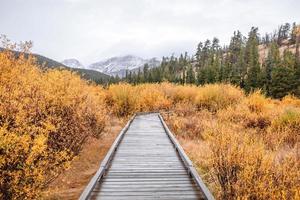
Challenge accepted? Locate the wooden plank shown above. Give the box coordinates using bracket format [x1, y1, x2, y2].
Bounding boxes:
[81, 113, 213, 200]
[94, 191, 203, 196]
[158, 114, 214, 200]
[90, 196, 203, 200]
[79, 115, 136, 200]
[100, 182, 197, 187]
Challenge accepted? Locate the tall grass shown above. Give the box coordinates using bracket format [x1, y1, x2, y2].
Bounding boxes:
[194, 84, 244, 112]
[0, 50, 107, 199]
[161, 87, 300, 199]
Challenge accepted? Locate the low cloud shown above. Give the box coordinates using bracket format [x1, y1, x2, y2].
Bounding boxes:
[1, 0, 299, 64]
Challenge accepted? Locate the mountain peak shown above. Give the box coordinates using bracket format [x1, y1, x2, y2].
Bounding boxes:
[88, 55, 160, 77]
[61, 58, 85, 69]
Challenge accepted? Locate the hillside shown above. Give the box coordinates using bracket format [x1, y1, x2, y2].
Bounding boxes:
[0, 47, 110, 84]
[258, 40, 299, 63]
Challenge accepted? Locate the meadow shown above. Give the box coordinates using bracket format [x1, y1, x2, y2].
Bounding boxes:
[0, 49, 299, 199]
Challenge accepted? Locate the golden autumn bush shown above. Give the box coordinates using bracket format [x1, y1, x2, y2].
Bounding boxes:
[162, 86, 300, 199]
[194, 84, 245, 112]
[171, 85, 199, 103]
[0, 50, 107, 199]
[270, 107, 300, 147]
[282, 95, 300, 108]
[136, 84, 172, 112]
[105, 83, 172, 116]
[202, 125, 299, 199]
[106, 83, 139, 116]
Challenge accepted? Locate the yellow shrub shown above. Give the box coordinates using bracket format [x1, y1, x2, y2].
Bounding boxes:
[164, 111, 212, 139]
[172, 101, 197, 116]
[172, 85, 199, 103]
[282, 95, 300, 108]
[0, 50, 106, 199]
[245, 90, 274, 113]
[156, 82, 177, 100]
[194, 84, 244, 112]
[136, 84, 171, 111]
[217, 104, 272, 130]
[270, 108, 300, 147]
[106, 83, 138, 116]
[204, 125, 299, 199]
[165, 89, 300, 199]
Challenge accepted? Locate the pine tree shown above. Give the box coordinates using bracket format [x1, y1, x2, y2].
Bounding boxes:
[270, 65, 296, 98]
[226, 31, 245, 85]
[186, 65, 195, 84]
[244, 27, 261, 92]
[182, 68, 186, 84]
[262, 42, 280, 95]
[143, 64, 149, 82]
[137, 68, 142, 83]
[295, 28, 300, 96]
[269, 49, 297, 98]
[277, 23, 290, 45]
[195, 42, 203, 67]
[290, 22, 297, 44]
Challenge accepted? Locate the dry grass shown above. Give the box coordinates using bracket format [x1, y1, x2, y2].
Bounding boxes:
[0, 50, 107, 199]
[194, 84, 244, 112]
[162, 88, 300, 199]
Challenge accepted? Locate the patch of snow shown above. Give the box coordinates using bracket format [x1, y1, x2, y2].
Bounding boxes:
[61, 58, 85, 69]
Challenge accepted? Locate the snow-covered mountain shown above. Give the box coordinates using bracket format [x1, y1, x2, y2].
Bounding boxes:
[61, 58, 85, 69]
[88, 55, 160, 77]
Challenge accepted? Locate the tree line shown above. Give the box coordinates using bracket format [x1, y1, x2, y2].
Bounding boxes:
[112, 22, 300, 98]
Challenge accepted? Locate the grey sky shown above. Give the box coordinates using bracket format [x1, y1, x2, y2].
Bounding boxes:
[1, 0, 299, 64]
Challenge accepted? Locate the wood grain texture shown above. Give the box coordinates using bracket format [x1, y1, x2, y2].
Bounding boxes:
[82, 113, 213, 200]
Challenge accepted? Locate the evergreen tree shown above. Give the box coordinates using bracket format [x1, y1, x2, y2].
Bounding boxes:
[182, 68, 186, 84]
[197, 68, 208, 85]
[195, 42, 203, 67]
[270, 65, 295, 98]
[226, 31, 245, 85]
[244, 27, 261, 92]
[186, 65, 195, 84]
[143, 64, 149, 82]
[295, 29, 300, 95]
[262, 42, 280, 95]
[277, 23, 290, 45]
[137, 68, 142, 83]
[290, 22, 297, 44]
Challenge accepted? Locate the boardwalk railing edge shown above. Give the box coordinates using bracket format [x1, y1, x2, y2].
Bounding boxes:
[158, 113, 215, 200]
[79, 114, 137, 200]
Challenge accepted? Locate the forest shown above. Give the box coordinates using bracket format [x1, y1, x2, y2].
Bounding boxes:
[120, 22, 300, 98]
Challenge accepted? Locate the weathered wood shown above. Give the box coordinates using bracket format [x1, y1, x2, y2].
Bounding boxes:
[80, 113, 214, 200]
[79, 115, 136, 200]
[158, 114, 215, 200]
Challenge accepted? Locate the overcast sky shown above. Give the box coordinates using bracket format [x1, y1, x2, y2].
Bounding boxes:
[1, 0, 299, 65]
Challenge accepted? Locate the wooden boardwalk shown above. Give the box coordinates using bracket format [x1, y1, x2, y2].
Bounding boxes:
[80, 113, 214, 200]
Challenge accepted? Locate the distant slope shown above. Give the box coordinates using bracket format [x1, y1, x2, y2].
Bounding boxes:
[0, 48, 110, 84]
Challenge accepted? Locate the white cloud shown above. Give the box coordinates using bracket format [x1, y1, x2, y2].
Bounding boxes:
[0, 0, 299, 64]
